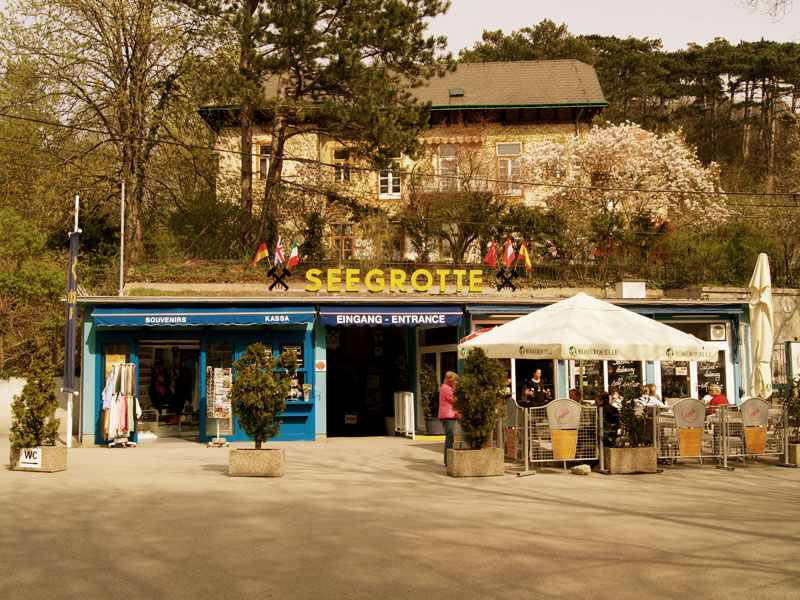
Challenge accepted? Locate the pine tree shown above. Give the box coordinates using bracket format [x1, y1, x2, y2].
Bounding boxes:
[10, 351, 60, 449]
[197, 0, 453, 249]
[229, 343, 297, 449]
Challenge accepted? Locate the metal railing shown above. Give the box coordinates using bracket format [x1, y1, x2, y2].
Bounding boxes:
[123, 255, 800, 289]
[505, 398, 794, 474]
[504, 399, 598, 474]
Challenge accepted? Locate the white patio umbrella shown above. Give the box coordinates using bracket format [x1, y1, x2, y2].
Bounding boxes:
[748, 253, 774, 398]
[458, 293, 716, 475]
[458, 292, 717, 365]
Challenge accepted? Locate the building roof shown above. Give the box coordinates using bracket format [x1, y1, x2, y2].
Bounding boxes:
[199, 60, 607, 129]
[414, 60, 607, 110]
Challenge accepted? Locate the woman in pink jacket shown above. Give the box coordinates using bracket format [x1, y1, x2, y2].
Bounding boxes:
[438, 371, 460, 466]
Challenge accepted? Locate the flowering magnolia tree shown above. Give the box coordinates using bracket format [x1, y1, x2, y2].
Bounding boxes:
[525, 122, 729, 229]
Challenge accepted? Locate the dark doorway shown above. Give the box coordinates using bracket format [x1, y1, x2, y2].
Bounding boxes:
[326, 325, 409, 436]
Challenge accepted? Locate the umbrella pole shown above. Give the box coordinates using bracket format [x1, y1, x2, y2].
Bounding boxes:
[516, 407, 536, 477]
[598, 405, 606, 473]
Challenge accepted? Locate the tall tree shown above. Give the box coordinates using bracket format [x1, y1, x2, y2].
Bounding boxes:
[741, 0, 794, 19]
[200, 0, 453, 252]
[1, 0, 218, 262]
[459, 19, 596, 64]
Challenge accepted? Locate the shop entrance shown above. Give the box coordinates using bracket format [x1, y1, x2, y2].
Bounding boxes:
[325, 325, 409, 436]
[138, 341, 200, 436]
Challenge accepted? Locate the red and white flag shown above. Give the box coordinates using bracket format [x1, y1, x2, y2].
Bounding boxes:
[483, 240, 497, 268]
[502, 238, 516, 268]
[287, 239, 299, 269]
[274, 236, 284, 265]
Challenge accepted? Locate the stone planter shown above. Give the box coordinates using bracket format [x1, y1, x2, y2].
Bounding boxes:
[229, 448, 285, 477]
[425, 417, 444, 435]
[447, 447, 504, 477]
[788, 443, 800, 466]
[10, 445, 67, 473]
[603, 446, 658, 474]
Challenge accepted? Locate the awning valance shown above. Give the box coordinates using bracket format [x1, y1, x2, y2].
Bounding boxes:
[92, 306, 315, 327]
[320, 306, 462, 327]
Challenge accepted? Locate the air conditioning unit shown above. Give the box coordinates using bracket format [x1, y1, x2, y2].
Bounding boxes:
[709, 324, 726, 341]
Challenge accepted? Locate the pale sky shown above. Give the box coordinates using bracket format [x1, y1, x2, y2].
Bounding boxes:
[428, 0, 800, 54]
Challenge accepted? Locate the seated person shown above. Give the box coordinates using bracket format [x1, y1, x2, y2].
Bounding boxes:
[636, 385, 668, 408]
[568, 388, 581, 402]
[595, 391, 620, 446]
[705, 384, 729, 415]
[608, 386, 622, 408]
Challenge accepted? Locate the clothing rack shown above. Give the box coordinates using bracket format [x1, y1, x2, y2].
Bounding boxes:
[103, 363, 141, 447]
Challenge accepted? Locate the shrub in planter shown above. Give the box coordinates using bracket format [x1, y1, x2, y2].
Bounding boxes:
[10, 352, 66, 472]
[448, 348, 508, 476]
[228, 343, 297, 477]
[777, 379, 800, 443]
[605, 377, 657, 473]
[777, 379, 800, 465]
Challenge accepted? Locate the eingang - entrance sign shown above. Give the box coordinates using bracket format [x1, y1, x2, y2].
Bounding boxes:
[319, 306, 463, 327]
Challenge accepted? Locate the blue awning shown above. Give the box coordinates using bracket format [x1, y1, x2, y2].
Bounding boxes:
[320, 306, 462, 327]
[92, 306, 316, 327]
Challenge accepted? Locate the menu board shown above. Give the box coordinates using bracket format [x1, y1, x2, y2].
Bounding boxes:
[280, 343, 304, 369]
[206, 367, 232, 419]
[697, 356, 726, 397]
[660, 361, 691, 399]
[573, 360, 604, 399]
[607, 360, 643, 395]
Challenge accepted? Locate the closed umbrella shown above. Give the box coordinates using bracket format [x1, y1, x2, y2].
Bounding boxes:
[748, 253, 774, 399]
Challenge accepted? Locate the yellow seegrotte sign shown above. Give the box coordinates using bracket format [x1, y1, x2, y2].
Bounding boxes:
[305, 268, 484, 293]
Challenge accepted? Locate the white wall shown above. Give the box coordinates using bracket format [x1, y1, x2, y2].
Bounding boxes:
[0, 376, 81, 442]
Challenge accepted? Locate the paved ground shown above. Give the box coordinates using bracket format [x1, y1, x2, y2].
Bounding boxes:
[2, 434, 799, 600]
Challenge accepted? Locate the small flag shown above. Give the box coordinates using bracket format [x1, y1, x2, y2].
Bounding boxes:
[287, 239, 299, 269]
[483, 240, 497, 268]
[253, 243, 269, 265]
[503, 238, 515, 268]
[518, 241, 532, 270]
[274, 236, 284, 265]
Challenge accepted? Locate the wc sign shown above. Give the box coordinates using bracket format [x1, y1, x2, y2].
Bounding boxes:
[18, 448, 42, 469]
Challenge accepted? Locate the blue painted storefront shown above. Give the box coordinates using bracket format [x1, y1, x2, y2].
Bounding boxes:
[83, 304, 316, 444]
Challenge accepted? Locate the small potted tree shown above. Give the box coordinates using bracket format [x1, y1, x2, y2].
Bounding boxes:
[10, 351, 66, 472]
[228, 343, 297, 477]
[448, 348, 508, 477]
[603, 379, 657, 474]
[777, 379, 800, 465]
[419, 363, 443, 434]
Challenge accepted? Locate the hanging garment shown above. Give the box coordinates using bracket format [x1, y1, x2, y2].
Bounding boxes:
[102, 365, 119, 409]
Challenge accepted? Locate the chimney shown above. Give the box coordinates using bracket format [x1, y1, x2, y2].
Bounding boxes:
[616, 279, 646, 299]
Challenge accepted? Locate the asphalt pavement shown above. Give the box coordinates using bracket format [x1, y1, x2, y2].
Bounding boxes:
[2, 434, 799, 600]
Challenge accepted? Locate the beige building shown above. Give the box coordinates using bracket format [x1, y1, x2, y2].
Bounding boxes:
[200, 60, 607, 261]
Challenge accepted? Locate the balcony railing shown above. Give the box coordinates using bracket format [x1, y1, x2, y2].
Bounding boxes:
[121, 256, 800, 291]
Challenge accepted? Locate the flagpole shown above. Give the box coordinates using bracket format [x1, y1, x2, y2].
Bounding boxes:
[119, 180, 125, 297]
[63, 195, 81, 448]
